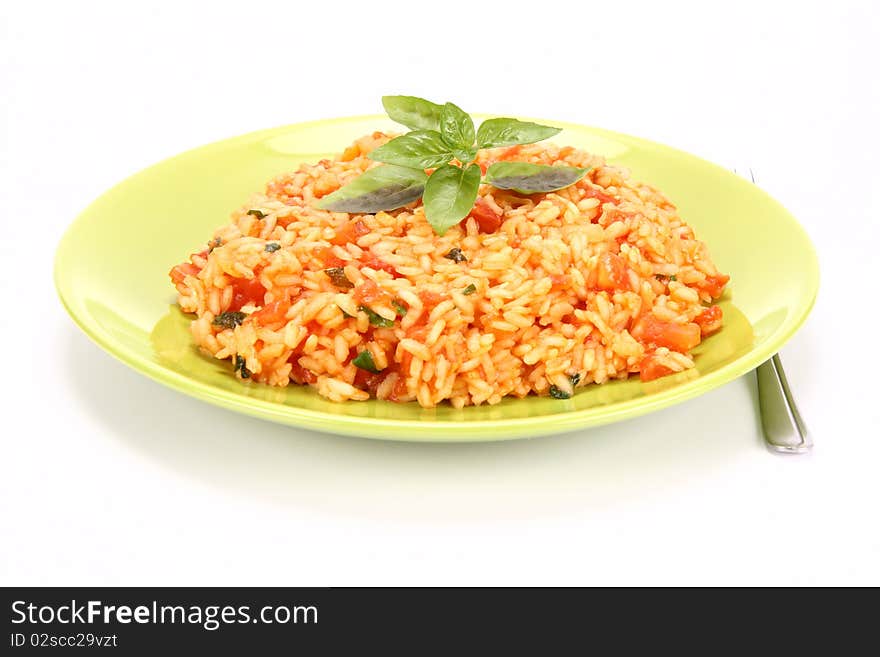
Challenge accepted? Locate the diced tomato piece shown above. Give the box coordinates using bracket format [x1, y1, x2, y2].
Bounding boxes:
[694, 305, 723, 336]
[388, 374, 409, 402]
[405, 326, 429, 342]
[330, 219, 370, 246]
[405, 296, 442, 330]
[698, 273, 730, 299]
[477, 161, 488, 175]
[631, 313, 701, 352]
[361, 252, 398, 277]
[582, 186, 617, 205]
[299, 320, 324, 339]
[398, 349, 414, 375]
[353, 367, 374, 390]
[417, 290, 446, 310]
[314, 246, 346, 269]
[289, 358, 317, 385]
[169, 263, 200, 285]
[252, 299, 291, 325]
[353, 279, 390, 305]
[638, 353, 676, 382]
[595, 253, 630, 291]
[354, 367, 392, 396]
[462, 197, 503, 234]
[229, 278, 267, 312]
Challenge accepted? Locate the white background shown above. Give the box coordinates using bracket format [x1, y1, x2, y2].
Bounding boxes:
[2, 0, 878, 586]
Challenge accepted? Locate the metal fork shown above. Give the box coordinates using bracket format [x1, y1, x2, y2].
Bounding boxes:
[735, 168, 812, 454]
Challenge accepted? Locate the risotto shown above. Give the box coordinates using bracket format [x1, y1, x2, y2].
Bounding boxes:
[169, 132, 729, 408]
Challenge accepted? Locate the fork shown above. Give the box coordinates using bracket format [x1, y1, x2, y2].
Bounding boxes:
[734, 168, 812, 454]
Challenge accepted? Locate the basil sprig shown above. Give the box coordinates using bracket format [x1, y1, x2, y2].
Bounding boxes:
[318, 96, 588, 235]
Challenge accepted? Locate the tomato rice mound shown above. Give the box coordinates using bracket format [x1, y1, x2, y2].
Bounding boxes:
[170, 133, 729, 408]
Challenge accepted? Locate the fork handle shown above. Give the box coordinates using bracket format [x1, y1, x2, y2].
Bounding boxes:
[756, 354, 812, 454]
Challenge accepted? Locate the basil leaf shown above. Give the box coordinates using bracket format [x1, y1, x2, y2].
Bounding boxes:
[440, 102, 475, 151]
[423, 163, 481, 236]
[453, 147, 477, 164]
[444, 248, 467, 263]
[549, 384, 572, 400]
[358, 305, 395, 328]
[485, 162, 588, 194]
[324, 267, 354, 289]
[381, 95, 444, 131]
[369, 131, 454, 170]
[213, 311, 246, 329]
[234, 354, 251, 379]
[352, 350, 381, 373]
[476, 118, 561, 149]
[317, 165, 427, 213]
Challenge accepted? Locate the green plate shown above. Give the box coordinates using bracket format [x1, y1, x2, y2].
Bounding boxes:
[54, 115, 819, 441]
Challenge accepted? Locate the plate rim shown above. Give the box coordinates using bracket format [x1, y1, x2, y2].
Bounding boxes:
[54, 114, 820, 441]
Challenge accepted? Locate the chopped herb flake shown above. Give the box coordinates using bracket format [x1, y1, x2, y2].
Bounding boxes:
[324, 267, 354, 289]
[352, 350, 382, 373]
[234, 354, 251, 379]
[208, 237, 223, 252]
[392, 300, 408, 316]
[265, 242, 281, 253]
[569, 373, 581, 387]
[444, 247, 468, 263]
[462, 283, 477, 295]
[655, 274, 677, 282]
[358, 305, 395, 328]
[247, 209, 267, 218]
[549, 385, 572, 400]
[212, 311, 246, 329]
